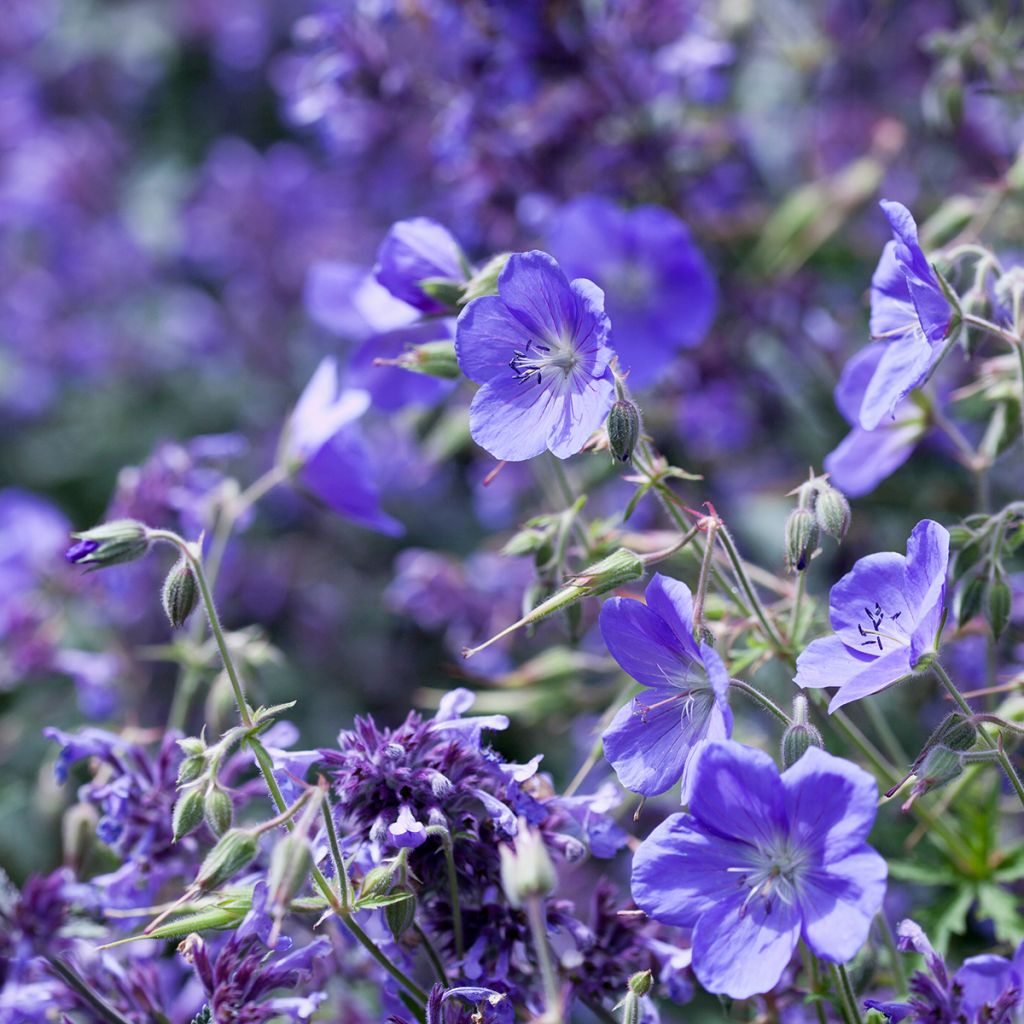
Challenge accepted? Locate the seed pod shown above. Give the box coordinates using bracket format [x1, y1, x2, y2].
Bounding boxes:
[384, 886, 417, 938]
[203, 786, 234, 836]
[194, 829, 260, 890]
[162, 559, 199, 629]
[173, 788, 206, 842]
[607, 398, 641, 463]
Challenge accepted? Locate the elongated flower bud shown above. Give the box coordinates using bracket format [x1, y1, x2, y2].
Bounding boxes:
[267, 832, 313, 941]
[781, 721, 824, 768]
[203, 786, 234, 836]
[814, 483, 851, 541]
[607, 398, 641, 463]
[785, 507, 819, 573]
[173, 788, 206, 842]
[195, 828, 260, 890]
[385, 886, 417, 938]
[162, 559, 199, 629]
[499, 823, 555, 909]
[65, 520, 150, 570]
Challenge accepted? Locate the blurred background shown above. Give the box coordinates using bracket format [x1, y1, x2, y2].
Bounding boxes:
[2, 0, 1024, 893]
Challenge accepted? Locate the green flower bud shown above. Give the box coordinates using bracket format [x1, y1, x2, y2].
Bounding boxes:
[177, 755, 207, 786]
[173, 788, 206, 842]
[781, 721, 825, 769]
[461, 253, 511, 304]
[384, 886, 417, 938]
[385, 339, 461, 380]
[195, 828, 260, 890]
[785, 507, 819, 573]
[65, 519, 150, 571]
[629, 971, 653, 997]
[988, 572, 1012, 641]
[359, 864, 395, 900]
[63, 802, 98, 872]
[203, 786, 234, 837]
[162, 559, 199, 629]
[927, 713, 977, 753]
[178, 736, 206, 758]
[499, 823, 556, 909]
[607, 398, 641, 463]
[267, 832, 313, 924]
[814, 483, 851, 541]
[902, 746, 964, 810]
[418, 277, 465, 309]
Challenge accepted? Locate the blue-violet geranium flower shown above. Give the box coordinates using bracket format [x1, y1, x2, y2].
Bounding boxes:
[632, 741, 887, 1000]
[795, 519, 949, 712]
[599, 573, 731, 801]
[455, 251, 616, 462]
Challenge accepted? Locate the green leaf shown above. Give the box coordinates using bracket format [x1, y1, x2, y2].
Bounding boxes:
[886, 861, 959, 887]
[353, 890, 424, 911]
[99, 904, 247, 948]
[975, 883, 1024, 944]
[933, 885, 975, 953]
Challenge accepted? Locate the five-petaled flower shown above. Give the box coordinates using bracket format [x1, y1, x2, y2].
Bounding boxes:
[795, 519, 949, 712]
[599, 574, 732, 802]
[632, 741, 887, 1000]
[859, 200, 953, 430]
[455, 250, 616, 462]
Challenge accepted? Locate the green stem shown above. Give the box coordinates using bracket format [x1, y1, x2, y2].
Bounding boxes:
[413, 921, 450, 986]
[877, 913, 907, 994]
[526, 896, 561, 1020]
[692, 520, 718, 628]
[729, 680, 793, 727]
[829, 962, 863, 1024]
[716, 524, 789, 655]
[803, 947, 829, 1024]
[962, 312, 1020, 347]
[321, 797, 353, 910]
[547, 454, 590, 552]
[788, 570, 806, 644]
[1015, 342, 1024, 451]
[933, 662, 1024, 811]
[440, 830, 464, 959]
[862, 698, 910, 769]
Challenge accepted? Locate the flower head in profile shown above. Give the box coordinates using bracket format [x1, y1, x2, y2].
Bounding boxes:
[375, 217, 467, 313]
[866, 920, 1024, 1024]
[455, 251, 616, 462]
[547, 195, 716, 388]
[795, 519, 949, 712]
[824, 343, 929, 498]
[599, 574, 731, 802]
[280, 357, 402, 536]
[632, 742, 886, 1000]
[860, 200, 953, 430]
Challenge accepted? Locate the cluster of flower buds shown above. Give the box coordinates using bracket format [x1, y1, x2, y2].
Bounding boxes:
[784, 473, 851, 572]
[173, 736, 235, 841]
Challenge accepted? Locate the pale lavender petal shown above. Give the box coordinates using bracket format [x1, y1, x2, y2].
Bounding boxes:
[859, 333, 935, 430]
[468, 374, 557, 462]
[903, 520, 950, 661]
[456, 295, 533, 384]
[827, 647, 914, 712]
[828, 552, 911, 649]
[545, 370, 615, 459]
[644, 574, 701, 662]
[599, 594, 697, 690]
[691, 890, 801, 999]
[499, 250, 581, 343]
[824, 419, 921, 498]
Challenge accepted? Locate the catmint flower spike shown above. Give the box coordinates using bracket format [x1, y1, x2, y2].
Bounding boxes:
[162, 558, 199, 628]
[462, 548, 644, 659]
[65, 519, 150, 570]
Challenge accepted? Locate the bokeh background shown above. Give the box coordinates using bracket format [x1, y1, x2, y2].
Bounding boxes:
[3, 0, 1024, 904]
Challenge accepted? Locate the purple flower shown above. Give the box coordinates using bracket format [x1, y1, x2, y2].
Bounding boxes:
[795, 520, 949, 712]
[282, 357, 403, 535]
[455, 251, 616, 461]
[547, 195, 716, 388]
[375, 217, 467, 313]
[824, 344, 928, 498]
[860, 201, 953, 430]
[632, 742, 886, 999]
[600, 574, 732, 801]
[866, 920, 1024, 1024]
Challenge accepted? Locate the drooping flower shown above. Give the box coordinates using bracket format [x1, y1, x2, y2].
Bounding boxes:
[375, 218, 468, 313]
[632, 741, 886, 1000]
[824, 343, 929, 498]
[599, 574, 732, 801]
[860, 201, 953, 430]
[280, 357, 403, 536]
[547, 195, 716, 388]
[795, 519, 949, 712]
[455, 251, 616, 462]
[865, 920, 1024, 1024]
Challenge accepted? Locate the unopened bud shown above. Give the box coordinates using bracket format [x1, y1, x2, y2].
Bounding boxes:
[629, 971, 653, 997]
[785, 507, 819, 573]
[814, 484, 851, 541]
[928, 713, 978, 753]
[988, 572, 1012, 641]
[203, 786, 234, 836]
[195, 828, 260, 890]
[499, 822, 556, 909]
[65, 519, 149, 570]
[178, 736, 205, 757]
[781, 721, 825, 769]
[381, 339, 461, 380]
[177, 755, 207, 786]
[162, 559, 199, 629]
[267, 833, 313, 936]
[607, 399, 641, 463]
[63, 802, 98, 872]
[385, 886, 417, 938]
[173, 788, 206, 842]
[359, 864, 395, 900]
[901, 746, 964, 811]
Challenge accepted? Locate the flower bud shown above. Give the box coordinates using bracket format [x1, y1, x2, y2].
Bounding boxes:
[384, 339, 461, 380]
[927, 713, 977, 753]
[785, 507, 819, 573]
[901, 746, 964, 811]
[63, 802, 98, 872]
[988, 572, 1011, 641]
[814, 483, 851, 541]
[267, 832, 313, 936]
[499, 823, 556, 909]
[629, 971, 653, 997]
[385, 886, 417, 938]
[607, 399, 641, 463]
[359, 864, 395, 900]
[178, 736, 206, 757]
[65, 519, 150, 570]
[781, 721, 825, 769]
[173, 788, 206, 842]
[203, 786, 234, 836]
[162, 559, 199, 629]
[177, 755, 207, 786]
[194, 828, 260, 890]
[461, 252, 511, 304]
